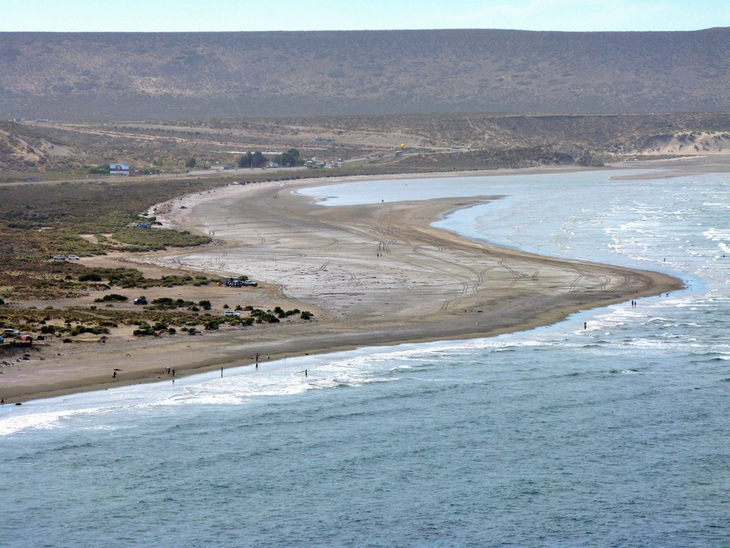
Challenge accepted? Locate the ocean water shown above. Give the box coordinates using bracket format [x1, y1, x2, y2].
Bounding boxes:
[2, 169, 729, 547]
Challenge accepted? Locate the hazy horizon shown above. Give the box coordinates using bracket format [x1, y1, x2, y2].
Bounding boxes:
[4, 0, 729, 33]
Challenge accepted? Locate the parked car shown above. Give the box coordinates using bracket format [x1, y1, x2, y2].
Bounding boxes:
[67, 255, 80, 260]
[3, 328, 20, 336]
[222, 277, 258, 288]
[224, 310, 242, 317]
[133, 297, 148, 305]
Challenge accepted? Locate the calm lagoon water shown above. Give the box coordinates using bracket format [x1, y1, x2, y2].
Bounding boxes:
[2, 169, 729, 547]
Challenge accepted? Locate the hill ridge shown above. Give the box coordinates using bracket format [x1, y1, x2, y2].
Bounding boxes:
[2, 28, 730, 120]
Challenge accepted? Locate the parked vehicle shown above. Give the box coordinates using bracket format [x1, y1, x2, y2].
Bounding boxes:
[222, 277, 258, 288]
[224, 310, 242, 317]
[133, 297, 148, 305]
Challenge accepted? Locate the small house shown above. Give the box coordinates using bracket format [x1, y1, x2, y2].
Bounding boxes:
[110, 163, 130, 176]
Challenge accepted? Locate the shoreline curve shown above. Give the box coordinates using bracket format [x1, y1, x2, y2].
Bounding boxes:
[1, 167, 684, 403]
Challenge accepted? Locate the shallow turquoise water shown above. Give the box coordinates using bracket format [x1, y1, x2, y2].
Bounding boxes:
[2, 169, 729, 547]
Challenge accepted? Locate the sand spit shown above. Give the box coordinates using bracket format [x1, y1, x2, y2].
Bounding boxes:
[1, 166, 684, 402]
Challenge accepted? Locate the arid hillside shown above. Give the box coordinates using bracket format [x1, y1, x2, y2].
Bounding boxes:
[0, 121, 80, 172]
[2, 28, 730, 121]
[4, 112, 730, 176]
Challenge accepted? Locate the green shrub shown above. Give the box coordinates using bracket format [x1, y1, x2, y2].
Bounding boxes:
[113, 227, 211, 250]
[106, 269, 146, 287]
[70, 325, 110, 336]
[88, 164, 110, 174]
[94, 294, 128, 303]
[133, 322, 155, 336]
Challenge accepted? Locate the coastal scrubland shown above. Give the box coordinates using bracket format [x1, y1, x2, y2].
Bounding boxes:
[2, 29, 730, 119]
[4, 112, 730, 177]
